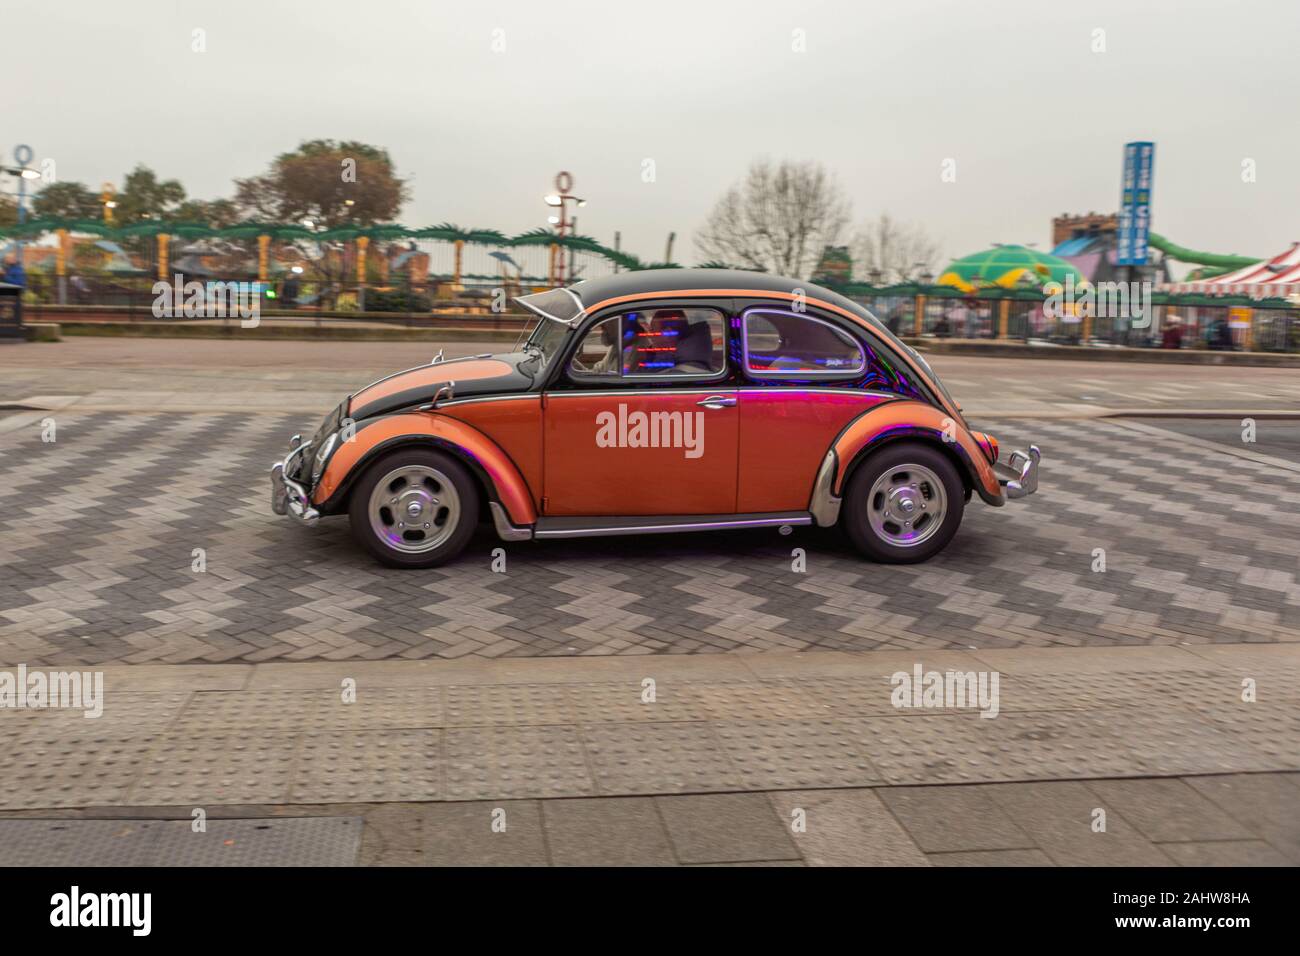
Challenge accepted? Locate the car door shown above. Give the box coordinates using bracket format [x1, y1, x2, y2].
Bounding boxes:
[736, 305, 893, 513]
[542, 304, 739, 516]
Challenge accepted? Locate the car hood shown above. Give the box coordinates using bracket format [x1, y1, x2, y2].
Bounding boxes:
[348, 352, 538, 420]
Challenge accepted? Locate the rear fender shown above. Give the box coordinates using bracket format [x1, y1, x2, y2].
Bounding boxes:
[828, 400, 1003, 508]
[311, 412, 538, 525]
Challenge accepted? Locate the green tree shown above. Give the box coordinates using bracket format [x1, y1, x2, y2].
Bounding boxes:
[234, 139, 408, 228]
[174, 197, 240, 228]
[31, 181, 102, 221]
[115, 165, 186, 224]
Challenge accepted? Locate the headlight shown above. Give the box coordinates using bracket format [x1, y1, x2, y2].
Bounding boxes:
[311, 432, 338, 483]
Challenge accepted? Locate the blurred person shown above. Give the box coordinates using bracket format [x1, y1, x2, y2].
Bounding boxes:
[1208, 315, 1234, 351]
[2, 254, 25, 287]
[1161, 315, 1183, 349]
[572, 316, 622, 374]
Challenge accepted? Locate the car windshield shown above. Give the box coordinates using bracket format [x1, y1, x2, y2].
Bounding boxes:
[515, 288, 582, 370]
[520, 314, 571, 370]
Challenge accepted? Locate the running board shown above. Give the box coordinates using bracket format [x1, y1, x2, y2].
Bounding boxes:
[532, 512, 813, 540]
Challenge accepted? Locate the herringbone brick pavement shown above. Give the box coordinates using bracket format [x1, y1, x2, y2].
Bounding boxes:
[0, 412, 1296, 664]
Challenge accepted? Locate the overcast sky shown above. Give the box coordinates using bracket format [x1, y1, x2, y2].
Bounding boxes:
[8, 0, 1298, 269]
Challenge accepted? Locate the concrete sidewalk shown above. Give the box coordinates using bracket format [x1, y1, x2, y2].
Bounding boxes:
[2, 644, 1297, 864]
[3, 774, 1296, 866]
[7, 643, 1298, 809]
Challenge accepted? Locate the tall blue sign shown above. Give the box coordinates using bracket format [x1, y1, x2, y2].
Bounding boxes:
[1117, 141, 1154, 266]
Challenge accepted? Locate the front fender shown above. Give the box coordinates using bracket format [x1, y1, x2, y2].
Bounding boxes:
[828, 400, 1003, 508]
[311, 411, 538, 526]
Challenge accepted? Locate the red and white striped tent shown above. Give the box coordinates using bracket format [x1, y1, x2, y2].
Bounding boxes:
[1165, 242, 1300, 299]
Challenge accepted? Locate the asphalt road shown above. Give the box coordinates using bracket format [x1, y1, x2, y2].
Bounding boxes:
[1130, 417, 1300, 463]
[3, 338, 1300, 414]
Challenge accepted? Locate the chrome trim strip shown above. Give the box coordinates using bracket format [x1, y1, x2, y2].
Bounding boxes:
[533, 513, 812, 539]
[436, 393, 541, 409]
[490, 501, 534, 541]
[353, 353, 492, 396]
[808, 449, 842, 527]
[618, 371, 729, 382]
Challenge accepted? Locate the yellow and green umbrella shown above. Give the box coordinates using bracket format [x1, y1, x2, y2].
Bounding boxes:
[938, 245, 1087, 293]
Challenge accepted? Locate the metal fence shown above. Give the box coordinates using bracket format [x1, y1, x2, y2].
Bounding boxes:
[8, 267, 1300, 352]
[14, 272, 535, 330]
[843, 291, 1298, 353]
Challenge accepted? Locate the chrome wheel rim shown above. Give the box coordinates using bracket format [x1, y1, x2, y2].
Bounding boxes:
[367, 465, 460, 554]
[866, 463, 947, 548]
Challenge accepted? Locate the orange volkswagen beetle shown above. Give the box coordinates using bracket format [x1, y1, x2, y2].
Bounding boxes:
[271, 270, 1040, 567]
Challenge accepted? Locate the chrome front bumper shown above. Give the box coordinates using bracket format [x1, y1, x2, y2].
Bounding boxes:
[994, 445, 1041, 500]
[270, 435, 321, 525]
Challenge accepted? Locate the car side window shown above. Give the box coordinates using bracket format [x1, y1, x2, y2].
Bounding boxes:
[742, 309, 866, 376]
[568, 316, 622, 377]
[569, 308, 726, 381]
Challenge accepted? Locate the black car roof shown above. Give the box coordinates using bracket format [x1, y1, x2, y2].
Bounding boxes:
[569, 269, 882, 328]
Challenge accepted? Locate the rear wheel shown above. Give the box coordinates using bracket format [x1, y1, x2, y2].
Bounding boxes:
[348, 447, 479, 568]
[843, 441, 965, 563]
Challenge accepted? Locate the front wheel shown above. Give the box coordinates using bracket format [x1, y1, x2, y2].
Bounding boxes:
[842, 442, 965, 563]
[348, 447, 479, 568]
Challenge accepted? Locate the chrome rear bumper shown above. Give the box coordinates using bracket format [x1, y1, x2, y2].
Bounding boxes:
[995, 445, 1041, 500]
[270, 435, 320, 525]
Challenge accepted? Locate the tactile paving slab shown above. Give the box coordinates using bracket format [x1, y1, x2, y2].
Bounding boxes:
[443, 725, 592, 800]
[582, 721, 741, 794]
[292, 730, 441, 804]
[1, 654, 1298, 808]
[443, 683, 581, 727]
[712, 718, 886, 790]
[0, 734, 155, 809]
[0, 817, 362, 866]
[127, 733, 299, 806]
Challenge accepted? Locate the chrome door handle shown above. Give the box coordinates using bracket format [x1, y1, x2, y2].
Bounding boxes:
[697, 395, 736, 408]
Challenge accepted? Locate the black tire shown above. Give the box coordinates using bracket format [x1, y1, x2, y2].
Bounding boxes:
[842, 441, 965, 564]
[347, 447, 480, 568]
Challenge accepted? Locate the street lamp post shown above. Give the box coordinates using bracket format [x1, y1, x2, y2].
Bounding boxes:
[101, 182, 117, 224]
[3, 144, 40, 280]
[544, 171, 586, 287]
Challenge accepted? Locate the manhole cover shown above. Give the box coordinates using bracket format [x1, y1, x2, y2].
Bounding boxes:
[0, 817, 362, 867]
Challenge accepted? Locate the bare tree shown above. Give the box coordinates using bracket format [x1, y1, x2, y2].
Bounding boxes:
[695, 159, 851, 278]
[852, 213, 942, 284]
